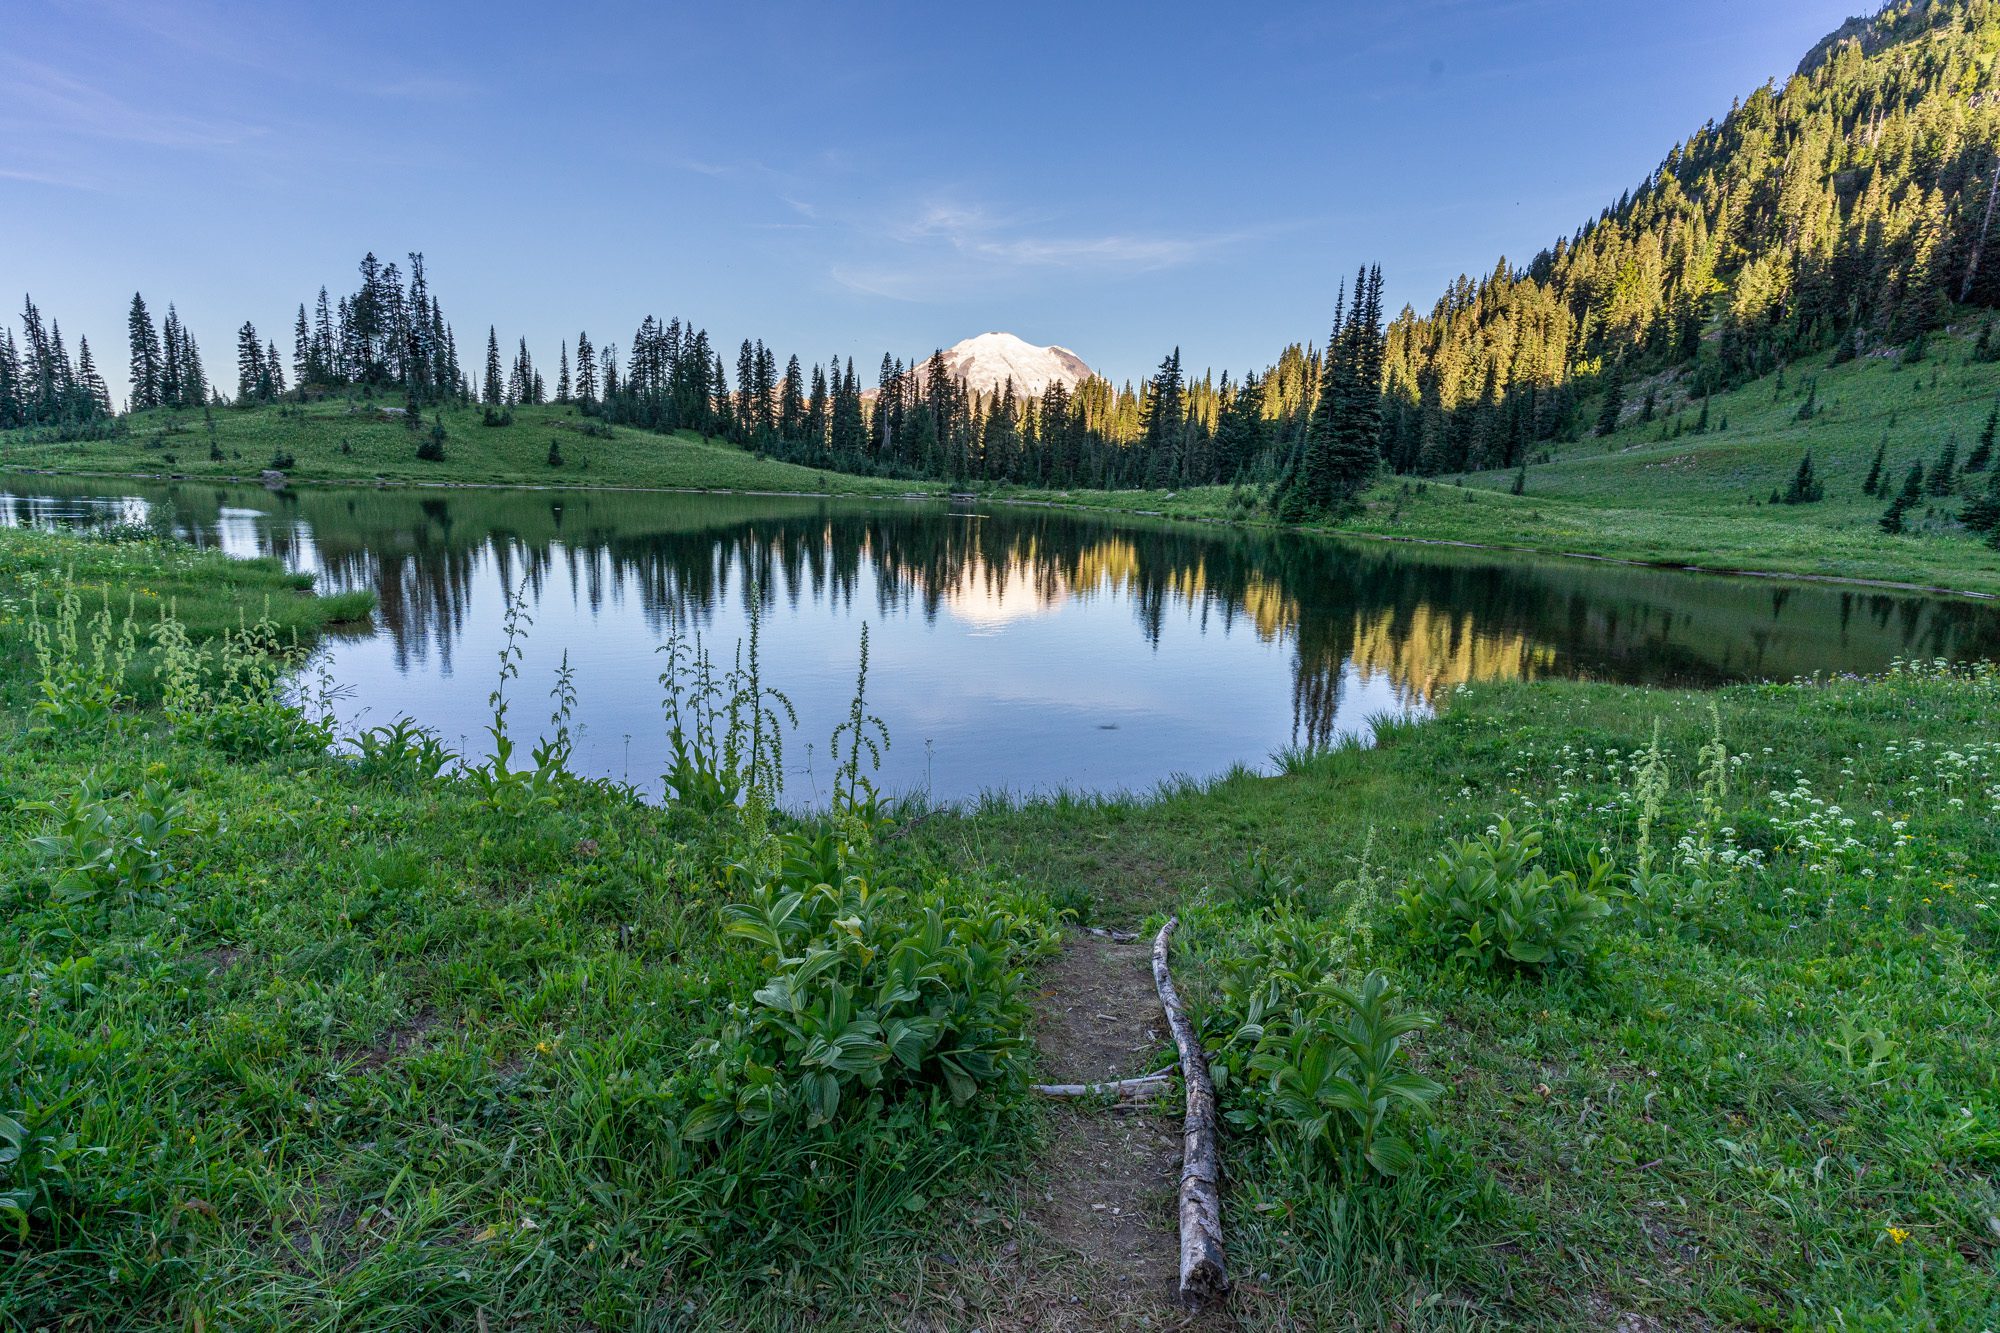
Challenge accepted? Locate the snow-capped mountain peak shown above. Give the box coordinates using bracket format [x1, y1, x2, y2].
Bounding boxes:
[929, 332, 1093, 397]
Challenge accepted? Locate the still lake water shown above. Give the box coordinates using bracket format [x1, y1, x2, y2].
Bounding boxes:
[7, 475, 2000, 802]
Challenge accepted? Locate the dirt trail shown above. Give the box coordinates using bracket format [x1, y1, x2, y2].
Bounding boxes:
[987, 929, 1232, 1330]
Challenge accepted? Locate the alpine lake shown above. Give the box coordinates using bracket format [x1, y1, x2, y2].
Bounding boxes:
[8, 474, 1999, 803]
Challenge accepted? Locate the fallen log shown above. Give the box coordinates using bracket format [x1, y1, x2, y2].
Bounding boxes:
[1030, 1066, 1176, 1099]
[1153, 915, 1227, 1309]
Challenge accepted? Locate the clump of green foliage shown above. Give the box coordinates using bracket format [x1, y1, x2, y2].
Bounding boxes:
[687, 826, 1055, 1138]
[1226, 965, 1443, 1177]
[1399, 818, 1612, 970]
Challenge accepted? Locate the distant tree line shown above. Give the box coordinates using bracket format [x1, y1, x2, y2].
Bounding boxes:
[0, 295, 121, 430]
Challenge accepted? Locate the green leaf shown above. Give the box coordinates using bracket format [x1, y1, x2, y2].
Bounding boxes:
[1365, 1133, 1417, 1176]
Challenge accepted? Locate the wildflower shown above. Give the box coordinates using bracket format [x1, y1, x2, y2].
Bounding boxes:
[1886, 1225, 1910, 1246]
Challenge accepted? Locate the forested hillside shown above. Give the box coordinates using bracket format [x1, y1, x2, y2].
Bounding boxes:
[1382, 0, 2000, 475]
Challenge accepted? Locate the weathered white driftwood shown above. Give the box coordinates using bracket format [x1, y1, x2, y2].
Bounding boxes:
[1029, 1066, 1176, 1099]
[1153, 915, 1228, 1308]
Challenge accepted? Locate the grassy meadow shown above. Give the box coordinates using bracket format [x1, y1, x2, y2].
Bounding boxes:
[1, 518, 1995, 1328]
[0, 397, 937, 498]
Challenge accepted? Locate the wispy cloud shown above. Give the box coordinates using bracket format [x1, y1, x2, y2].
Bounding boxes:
[899, 198, 1237, 270]
[0, 164, 109, 192]
[826, 196, 1251, 300]
[0, 58, 266, 149]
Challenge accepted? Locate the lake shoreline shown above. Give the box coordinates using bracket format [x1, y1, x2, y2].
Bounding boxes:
[10, 460, 1999, 603]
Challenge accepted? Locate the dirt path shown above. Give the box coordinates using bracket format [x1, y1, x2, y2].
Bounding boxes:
[974, 928, 1231, 1330]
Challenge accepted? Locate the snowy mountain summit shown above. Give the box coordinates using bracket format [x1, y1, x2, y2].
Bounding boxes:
[932, 332, 1093, 398]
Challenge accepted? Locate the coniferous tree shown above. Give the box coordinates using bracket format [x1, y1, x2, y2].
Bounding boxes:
[1283, 266, 1387, 517]
[18, 296, 56, 420]
[575, 331, 597, 403]
[292, 305, 312, 393]
[236, 322, 265, 403]
[1213, 371, 1266, 482]
[311, 288, 336, 384]
[1882, 460, 1925, 532]
[0, 330, 21, 429]
[47, 321, 75, 410]
[483, 327, 503, 405]
[1595, 361, 1626, 437]
[556, 342, 571, 404]
[1781, 449, 1824, 504]
[174, 316, 206, 407]
[1880, 494, 1907, 534]
[1928, 438, 1958, 495]
[1961, 464, 2000, 536]
[831, 357, 865, 457]
[160, 305, 184, 408]
[1969, 403, 1998, 473]
[1862, 435, 1887, 494]
[779, 355, 805, 441]
[127, 293, 162, 410]
[806, 362, 828, 451]
[1140, 348, 1186, 486]
[75, 337, 110, 417]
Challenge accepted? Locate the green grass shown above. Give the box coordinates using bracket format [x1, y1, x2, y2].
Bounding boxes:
[919, 669, 2000, 1329]
[4, 523, 1997, 1327]
[0, 398, 938, 498]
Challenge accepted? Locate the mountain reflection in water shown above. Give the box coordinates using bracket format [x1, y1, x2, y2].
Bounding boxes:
[6, 479, 1998, 800]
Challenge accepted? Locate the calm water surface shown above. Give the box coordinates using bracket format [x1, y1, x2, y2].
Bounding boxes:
[7, 476, 2000, 802]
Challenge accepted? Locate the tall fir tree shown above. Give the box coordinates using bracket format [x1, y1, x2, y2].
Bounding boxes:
[483, 327, 503, 405]
[127, 293, 162, 410]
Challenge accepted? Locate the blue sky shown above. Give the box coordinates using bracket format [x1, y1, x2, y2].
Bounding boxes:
[3, 0, 1859, 399]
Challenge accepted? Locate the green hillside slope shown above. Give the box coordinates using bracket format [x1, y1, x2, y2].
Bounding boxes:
[0, 399, 938, 497]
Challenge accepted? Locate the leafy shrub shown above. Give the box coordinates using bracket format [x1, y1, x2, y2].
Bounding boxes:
[26, 584, 137, 732]
[353, 717, 458, 784]
[683, 826, 1057, 1141]
[23, 774, 185, 920]
[656, 613, 794, 816]
[1399, 819, 1611, 970]
[1232, 972, 1444, 1177]
[1203, 878, 1439, 1179]
[464, 591, 574, 816]
[154, 600, 330, 757]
